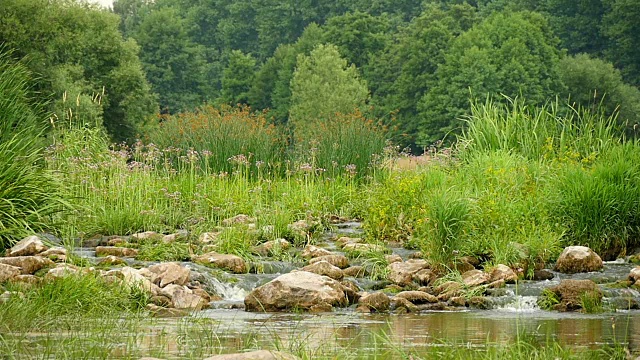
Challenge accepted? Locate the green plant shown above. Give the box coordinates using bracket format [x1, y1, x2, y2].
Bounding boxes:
[537, 289, 561, 311]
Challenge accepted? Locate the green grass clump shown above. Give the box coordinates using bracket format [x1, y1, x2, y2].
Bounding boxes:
[135, 239, 192, 262]
[0, 51, 66, 249]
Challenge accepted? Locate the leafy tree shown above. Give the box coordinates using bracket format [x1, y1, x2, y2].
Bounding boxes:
[559, 54, 640, 133]
[603, 0, 640, 86]
[220, 50, 257, 105]
[289, 44, 369, 126]
[0, 0, 157, 141]
[418, 11, 565, 145]
[134, 6, 210, 113]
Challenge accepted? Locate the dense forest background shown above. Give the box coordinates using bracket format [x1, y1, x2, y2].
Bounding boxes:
[1, 0, 639, 151]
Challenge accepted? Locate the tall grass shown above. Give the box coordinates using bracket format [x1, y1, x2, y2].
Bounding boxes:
[0, 50, 66, 249]
[461, 97, 618, 162]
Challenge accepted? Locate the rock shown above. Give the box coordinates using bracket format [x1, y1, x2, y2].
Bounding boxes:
[468, 296, 492, 309]
[301, 245, 332, 259]
[0, 256, 53, 275]
[244, 271, 347, 312]
[302, 261, 344, 280]
[541, 279, 602, 312]
[170, 287, 206, 310]
[385, 254, 402, 263]
[309, 254, 349, 269]
[629, 267, 640, 284]
[107, 237, 127, 246]
[192, 287, 212, 303]
[131, 231, 161, 240]
[343, 266, 367, 278]
[409, 251, 424, 259]
[146, 303, 187, 317]
[222, 214, 255, 226]
[0, 291, 24, 303]
[487, 279, 505, 289]
[336, 236, 362, 247]
[412, 269, 437, 286]
[150, 295, 172, 307]
[417, 302, 447, 311]
[11, 274, 40, 287]
[95, 246, 139, 258]
[46, 264, 80, 279]
[554, 246, 603, 274]
[203, 350, 300, 360]
[193, 252, 248, 274]
[533, 269, 554, 281]
[162, 233, 186, 243]
[199, 232, 221, 244]
[357, 292, 390, 312]
[251, 239, 291, 257]
[148, 262, 190, 287]
[454, 260, 476, 274]
[108, 266, 153, 292]
[387, 259, 429, 286]
[340, 280, 361, 304]
[391, 297, 419, 313]
[6, 235, 48, 257]
[395, 291, 438, 304]
[39, 247, 68, 262]
[489, 264, 517, 284]
[97, 255, 126, 266]
[460, 256, 481, 267]
[448, 296, 467, 307]
[435, 281, 463, 301]
[0, 263, 21, 283]
[287, 219, 320, 236]
[342, 243, 389, 255]
[462, 270, 491, 287]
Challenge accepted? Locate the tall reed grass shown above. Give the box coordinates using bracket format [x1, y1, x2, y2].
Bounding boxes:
[0, 50, 66, 249]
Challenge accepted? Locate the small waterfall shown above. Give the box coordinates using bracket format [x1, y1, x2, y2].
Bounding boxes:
[494, 296, 540, 312]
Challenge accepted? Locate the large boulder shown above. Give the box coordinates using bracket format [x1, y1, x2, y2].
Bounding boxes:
[0, 256, 53, 274]
[193, 252, 248, 274]
[244, 271, 347, 312]
[387, 259, 429, 286]
[203, 350, 300, 360]
[540, 279, 602, 312]
[309, 254, 349, 269]
[554, 246, 603, 274]
[302, 261, 344, 280]
[6, 235, 48, 257]
[95, 246, 138, 258]
[0, 263, 21, 283]
[148, 262, 190, 287]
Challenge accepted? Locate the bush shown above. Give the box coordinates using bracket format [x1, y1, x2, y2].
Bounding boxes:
[0, 51, 65, 249]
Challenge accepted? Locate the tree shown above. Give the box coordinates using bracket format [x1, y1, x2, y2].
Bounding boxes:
[220, 50, 257, 105]
[559, 54, 640, 133]
[289, 44, 369, 125]
[0, 0, 157, 141]
[134, 6, 210, 113]
[418, 11, 565, 145]
[603, 0, 640, 86]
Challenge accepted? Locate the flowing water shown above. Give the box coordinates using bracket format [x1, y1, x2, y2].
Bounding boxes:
[23, 223, 640, 357]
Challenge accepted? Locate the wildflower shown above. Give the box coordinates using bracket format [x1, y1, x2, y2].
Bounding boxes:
[344, 164, 357, 177]
[299, 163, 313, 173]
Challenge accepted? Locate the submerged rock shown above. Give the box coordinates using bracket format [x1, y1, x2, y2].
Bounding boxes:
[554, 246, 603, 274]
[193, 252, 248, 274]
[244, 271, 347, 312]
[203, 350, 300, 360]
[302, 260, 344, 280]
[6, 235, 48, 257]
[95, 246, 138, 258]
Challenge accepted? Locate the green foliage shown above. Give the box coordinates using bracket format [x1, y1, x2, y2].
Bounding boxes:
[603, 0, 640, 86]
[419, 11, 565, 145]
[559, 54, 640, 135]
[0, 0, 157, 141]
[289, 44, 369, 125]
[0, 52, 66, 249]
[220, 50, 257, 105]
[537, 288, 561, 310]
[136, 239, 192, 262]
